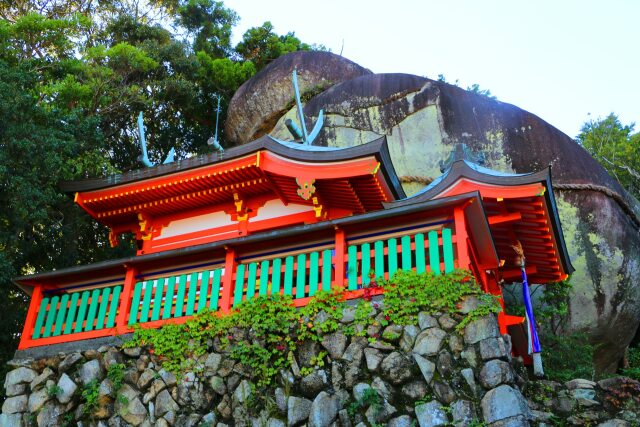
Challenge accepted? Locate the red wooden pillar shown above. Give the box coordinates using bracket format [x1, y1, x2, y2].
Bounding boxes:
[116, 265, 138, 334]
[220, 246, 236, 313]
[18, 285, 44, 349]
[334, 227, 346, 288]
[453, 206, 471, 270]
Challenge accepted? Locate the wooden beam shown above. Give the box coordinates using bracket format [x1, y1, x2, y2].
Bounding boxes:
[116, 266, 138, 335]
[18, 285, 44, 350]
[334, 227, 346, 288]
[220, 247, 236, 313]
[488, 212, 522, 225]
[501, 265, 537, 280]
[454, 206, 470, 270]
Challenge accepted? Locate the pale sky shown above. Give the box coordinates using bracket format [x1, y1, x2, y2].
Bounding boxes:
[226, 0, 639, 138]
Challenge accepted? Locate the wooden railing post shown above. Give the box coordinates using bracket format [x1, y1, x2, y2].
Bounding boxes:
[220, 246, 236, 313]
[18, 284, 44, 349]
[116, 265, 138, 334]
[453, 206, 470, 270]
[334, 227, 346, 288]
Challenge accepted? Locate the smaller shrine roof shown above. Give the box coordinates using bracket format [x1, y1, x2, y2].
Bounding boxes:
[387, 144, 574, 283]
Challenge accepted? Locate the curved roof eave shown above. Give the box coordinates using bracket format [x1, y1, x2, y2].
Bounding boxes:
[384, 160, 551, 209]
[60, 136, 406, 200]
[384, 160, 574, 276]
[542, 167, 575, 275]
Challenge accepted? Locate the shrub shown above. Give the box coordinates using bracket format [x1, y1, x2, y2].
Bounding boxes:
[542, 332, 594, 382]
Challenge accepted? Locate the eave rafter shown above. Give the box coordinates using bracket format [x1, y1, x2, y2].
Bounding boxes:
[79, 153, 260, 210]
[95, 178, 268, 219]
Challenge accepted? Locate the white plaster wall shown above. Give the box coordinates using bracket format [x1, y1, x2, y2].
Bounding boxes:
[159, 211, 233, 239]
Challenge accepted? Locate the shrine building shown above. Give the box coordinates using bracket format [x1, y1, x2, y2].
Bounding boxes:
[12, 136, 573, 359]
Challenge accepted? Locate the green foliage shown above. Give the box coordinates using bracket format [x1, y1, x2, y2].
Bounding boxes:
[542, 333, 595, 382]
[622, 347, 640, 381]
[380, 270, 501, 330]
[466, 83, 497, 100]
[127, 269, 494, 388]
[81, 379, 101, 415]
[503, 278, 572, 336]
[0, 0, 322, 383]
[236, 21, 323, 71]
[414, 394, 434, 406]
[127, 294, 297, 385]
[298, 288, 345, 341]
[107, 363, 126, 391]
[61, 413, 75, 427]
[536, 279, 572, 335]
[525, 381, 555, 406]
[354, 298, 375, 332]
[576, 113, 640, 199]
[124, 321, 198, 373]
[347, 388, 383, 419]
[503, 276, 597, 381]
[47, 384, 63, 397]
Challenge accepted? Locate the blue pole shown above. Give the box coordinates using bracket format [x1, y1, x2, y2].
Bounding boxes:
[521, 259, 543, 376]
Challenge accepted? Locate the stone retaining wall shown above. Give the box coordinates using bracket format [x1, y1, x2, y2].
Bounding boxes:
[1, 300, 638, 427]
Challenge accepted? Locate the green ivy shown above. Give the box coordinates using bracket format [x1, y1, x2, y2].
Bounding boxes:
[107, 363, 126, 391]
[380, 269, 501, 330]
[298, 288, 345, 341]
[81, 379, 100, 415]
[46, 384, 63, 398]
[126, 294, 297, 385]
[353, 299, 376, 337]
[126, 269, 500, 387]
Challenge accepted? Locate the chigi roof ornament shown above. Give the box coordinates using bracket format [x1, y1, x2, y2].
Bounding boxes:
[269, 68, 324, 145]
[137, 112, 175, 167]
[207, 94, 224, 154]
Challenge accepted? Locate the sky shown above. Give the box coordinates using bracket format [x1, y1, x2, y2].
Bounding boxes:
[226, 0, 639, 138]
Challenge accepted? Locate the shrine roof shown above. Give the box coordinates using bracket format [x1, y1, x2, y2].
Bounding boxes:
[386, 145, 574, 282]
[60, 136, 405, 230]
[60, 135, 403, 197]
[388, 161, 551, 207]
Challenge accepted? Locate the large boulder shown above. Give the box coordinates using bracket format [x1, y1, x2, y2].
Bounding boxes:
[225, 51, 640, 371]
[225, 51, 371, 144]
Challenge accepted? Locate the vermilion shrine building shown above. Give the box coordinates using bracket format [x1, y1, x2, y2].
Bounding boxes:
[13, 137, 573, 359]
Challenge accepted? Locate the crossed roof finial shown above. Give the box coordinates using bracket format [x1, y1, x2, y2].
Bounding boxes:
[269, 68, 324, 145]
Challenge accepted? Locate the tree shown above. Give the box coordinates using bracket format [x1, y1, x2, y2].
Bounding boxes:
[0, 0, 321, 398]
[0, 59, 129, 397]
[236, 21, 318, 71]
[576, 113, 640, 200]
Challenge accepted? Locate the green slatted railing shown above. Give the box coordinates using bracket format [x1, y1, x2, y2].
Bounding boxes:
[27, 227, 458, 345]
[347, 228, 455, 289]
[128, 268, 223, 325]
[233, 249, 334, 307]
[32, 284, 123, 339]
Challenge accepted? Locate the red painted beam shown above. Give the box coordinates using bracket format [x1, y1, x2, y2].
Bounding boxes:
[116, 266, 138, 335]
[220, 247, 236, 313]
[488, 212, 522, 225]
[501, 265, 537, 280]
